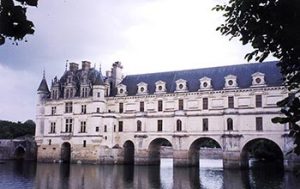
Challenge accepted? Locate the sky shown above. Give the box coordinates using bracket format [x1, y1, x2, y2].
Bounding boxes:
[0, 0, 276, 122]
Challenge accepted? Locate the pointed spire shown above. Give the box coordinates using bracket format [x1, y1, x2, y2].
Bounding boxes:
[37, 70, 50, 93]
[43, 69, 45, 79]
[99, 64, 102, 73]
[65, 60, 68, 72]
[94, 74, 104, 86]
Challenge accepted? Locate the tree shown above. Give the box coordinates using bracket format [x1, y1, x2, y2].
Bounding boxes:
[0, 120, 35, 139]
[0, 0, 38, 45]
[213, 0, 300, 155]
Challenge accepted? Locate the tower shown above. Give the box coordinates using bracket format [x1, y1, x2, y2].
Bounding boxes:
[92, 74, 106, 112]
[36, 71, 50, 138]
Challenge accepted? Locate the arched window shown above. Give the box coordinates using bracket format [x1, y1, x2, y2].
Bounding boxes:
[227, 118, 233, 131]
[137, 120, 142, 132]
[66, 89, 69, 98]
[176, 119, 182, 131]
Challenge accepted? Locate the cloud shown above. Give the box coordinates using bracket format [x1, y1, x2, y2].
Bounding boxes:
[0, 0, 277, 121]
[0, 64, 40, 121]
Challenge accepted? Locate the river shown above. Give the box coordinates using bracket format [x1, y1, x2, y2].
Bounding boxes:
[0, 159, 299, 189]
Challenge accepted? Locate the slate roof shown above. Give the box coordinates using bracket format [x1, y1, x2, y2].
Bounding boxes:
[52, 68, 105, 98]
[118, 61, 282, 96]
[37, 78, 50, 93]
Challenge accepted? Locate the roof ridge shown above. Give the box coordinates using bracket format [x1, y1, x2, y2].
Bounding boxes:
[124, 61, 278, 77]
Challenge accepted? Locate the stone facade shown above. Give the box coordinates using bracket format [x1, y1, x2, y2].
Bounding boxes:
[35, 61, 300, 170]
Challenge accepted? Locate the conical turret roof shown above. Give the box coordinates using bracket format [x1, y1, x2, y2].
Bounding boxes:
[37, 72, 50, 93]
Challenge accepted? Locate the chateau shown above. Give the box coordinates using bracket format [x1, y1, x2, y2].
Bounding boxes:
[35, 61, 300, 170]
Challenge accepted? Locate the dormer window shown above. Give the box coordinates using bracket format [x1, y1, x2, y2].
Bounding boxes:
[155, 80, 166, 94]
[199, 77, 212, 91]
[137, 82, 148, 95]
[224, 75, 238, 89]
[116, 84, 127, 96]
[67, 76, 72, 84]
[251, 72, 266, 87]
[175, 79, 188, 92]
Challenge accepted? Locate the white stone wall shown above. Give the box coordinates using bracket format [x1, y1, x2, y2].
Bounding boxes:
[35, 80, 289, 165]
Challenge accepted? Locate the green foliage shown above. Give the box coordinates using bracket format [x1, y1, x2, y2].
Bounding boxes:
[0, 0, 38, 45]
[0, 120, 35, 139]
[214, 0, 300, 155]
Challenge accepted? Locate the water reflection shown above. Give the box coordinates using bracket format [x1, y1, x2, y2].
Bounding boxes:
[0, 160, 299, 189]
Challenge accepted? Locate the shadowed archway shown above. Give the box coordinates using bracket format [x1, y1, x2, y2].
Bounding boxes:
[61, 142, 71, 163]
[14, 146, 26, 160]
[123, 140, 135, 165]
[241, 138, 283, 168]
[148, 138, 173, 166]
[188, 137, 222, 167]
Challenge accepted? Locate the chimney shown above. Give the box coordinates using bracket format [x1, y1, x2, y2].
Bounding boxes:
[69, 62, 79, 72]
[106, 70, 111, 77]
[82, 61, 91, 70]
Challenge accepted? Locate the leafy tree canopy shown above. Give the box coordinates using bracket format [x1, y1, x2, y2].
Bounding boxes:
[0, 0, 38, 45]
[0, 120, 35, 139]
[213, 0, 300, 155]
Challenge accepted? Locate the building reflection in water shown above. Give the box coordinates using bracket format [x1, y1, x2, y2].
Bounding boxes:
[32, 160, 300, 189]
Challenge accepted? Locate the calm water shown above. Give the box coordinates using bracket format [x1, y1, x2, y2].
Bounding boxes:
[0, 159, 299, 189]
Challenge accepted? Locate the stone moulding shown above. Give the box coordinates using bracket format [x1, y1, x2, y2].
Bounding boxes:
[134, 134, 148, 138]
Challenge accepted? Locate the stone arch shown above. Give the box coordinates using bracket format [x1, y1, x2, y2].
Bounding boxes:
[14, 145, 26, 160]
[188, 137, 222, 167]
[123, 140, 135, 165]
[61, 142, 71, 163]
[148, 138, 173, 165]
[240, 138, 284, 168]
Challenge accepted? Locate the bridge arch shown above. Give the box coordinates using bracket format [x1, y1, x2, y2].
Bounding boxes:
[123, 140, 135, 165]
[240, 138, 283, 168]
[188, 137, 222, 167]
[14, 145, 26, 160]
[148, 138, 173, 165]
[61, 142, 71, 163]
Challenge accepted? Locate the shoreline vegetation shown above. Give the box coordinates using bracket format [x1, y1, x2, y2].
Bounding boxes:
[0, 120, 35, 139]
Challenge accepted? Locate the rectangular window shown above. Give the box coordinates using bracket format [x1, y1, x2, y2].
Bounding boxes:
[51, 107, 56, 115]
[203, 98, 208, 110]
[256, 95, 262, 107]
[256, 117, 263, 131]
[104, 125, 107, 132]
[203, 118, 208, 131]
[140, 101, 144, 112]
[118, 121, 123, 132]
[50, 122, 56, 133]
[158, 100, 163, 112]
[65, 118, 73, 133]
[96, 107, 100, 113]
[119, 103, 124, 113]
[80, 121, 86, 133]
[65, 102, 73, 113]
[95, 127, 99, 132]
[228, 96, 234, 108]
[157, 120, 163, 132]
[97, 92, 100, 98]
[81, 105, 87, 114]
[83, 140, 86, 147]
[48, 139, 51, 145]
[179, 99, 184, 110]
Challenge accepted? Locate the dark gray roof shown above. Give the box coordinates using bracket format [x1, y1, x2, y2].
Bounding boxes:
[37, 78, 50, 93]
[94, 74, 105, 85]
[53, 68, 105, 98]
[118, 61, 282, 96]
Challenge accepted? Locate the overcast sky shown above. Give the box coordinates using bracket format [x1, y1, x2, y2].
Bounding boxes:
[0, 0, 276, 122]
